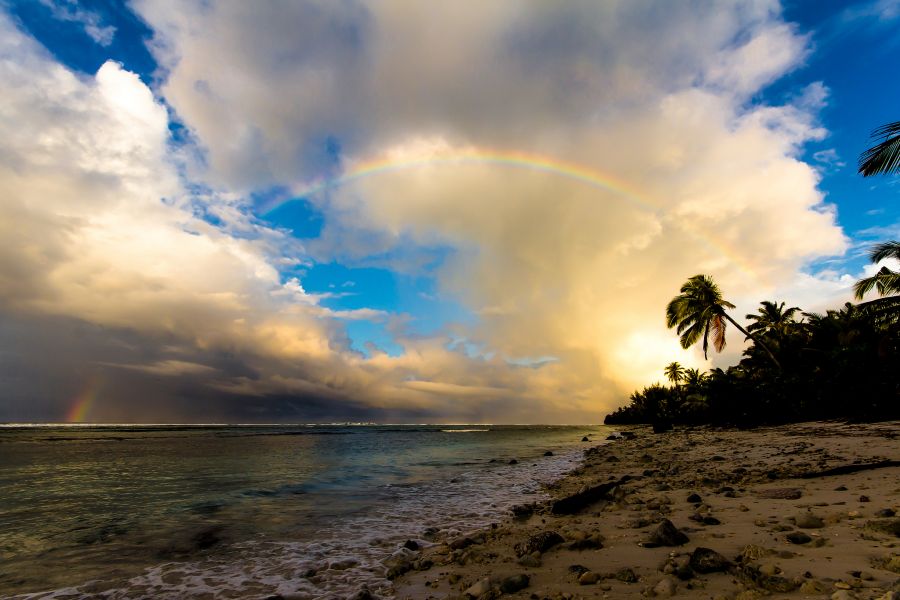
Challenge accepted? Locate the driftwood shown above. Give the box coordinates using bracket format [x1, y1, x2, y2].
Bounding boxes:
[799, 460, 900, 479]
[551, 476, 631, 514]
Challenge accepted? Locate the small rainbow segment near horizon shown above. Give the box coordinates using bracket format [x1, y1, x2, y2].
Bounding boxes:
[66, 375, 102, 423]
[263, 147, 760, 283]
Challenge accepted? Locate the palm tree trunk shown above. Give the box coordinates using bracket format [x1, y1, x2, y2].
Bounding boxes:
[722, 313, 783, 371]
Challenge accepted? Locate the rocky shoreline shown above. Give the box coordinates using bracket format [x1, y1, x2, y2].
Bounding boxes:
[392, 421, 900, 600]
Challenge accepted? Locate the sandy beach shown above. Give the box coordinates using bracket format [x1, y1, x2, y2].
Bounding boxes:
[393, 421, 900, 600]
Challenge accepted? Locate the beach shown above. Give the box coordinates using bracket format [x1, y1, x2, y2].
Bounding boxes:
[394, 421, 900, 600]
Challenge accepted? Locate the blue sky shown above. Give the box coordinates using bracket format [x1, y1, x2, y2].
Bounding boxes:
[1, 1, 898, 422]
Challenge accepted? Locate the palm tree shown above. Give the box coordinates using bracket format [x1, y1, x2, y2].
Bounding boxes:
[858, 121, 900, 176]
[666, 274, 782, 369]
[682, 367, 707, 389]
[853, 241, 900, 300]
[664, 361, 685, 388]
[746, 300, 801, 337]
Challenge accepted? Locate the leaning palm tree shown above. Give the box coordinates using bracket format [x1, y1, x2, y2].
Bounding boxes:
[664, 362, 685, 388]
[666, 274, 781, 369]
[746, 300, 801, 337]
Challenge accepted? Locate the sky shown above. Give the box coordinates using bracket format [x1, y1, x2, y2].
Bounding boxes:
[1, 0, 899, 424]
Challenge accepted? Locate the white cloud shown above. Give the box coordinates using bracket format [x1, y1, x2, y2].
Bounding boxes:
[39, 0, 115, 46]
[2, 2, 863, 422]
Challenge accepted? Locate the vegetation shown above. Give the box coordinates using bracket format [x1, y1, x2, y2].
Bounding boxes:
[606, 123, 900, 427]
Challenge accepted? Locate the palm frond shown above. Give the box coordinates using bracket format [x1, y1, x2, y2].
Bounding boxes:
[854, 266, 900, 299]
[858, 121, 900, 176]
[711, 314, 727, 353]
[870, 240, 900, 263]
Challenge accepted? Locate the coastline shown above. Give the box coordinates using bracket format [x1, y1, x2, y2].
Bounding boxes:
[392, 421, 900, 600]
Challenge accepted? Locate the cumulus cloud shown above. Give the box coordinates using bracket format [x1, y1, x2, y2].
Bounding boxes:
[1, 2, 862, 422]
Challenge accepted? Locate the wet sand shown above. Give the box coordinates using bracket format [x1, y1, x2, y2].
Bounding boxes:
[393, 421, 900, 600]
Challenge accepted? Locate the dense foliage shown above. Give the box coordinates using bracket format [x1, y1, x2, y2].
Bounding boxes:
[605, 294, 899, 426]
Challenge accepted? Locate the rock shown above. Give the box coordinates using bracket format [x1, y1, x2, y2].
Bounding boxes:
[703, 516, 721, 526]
[652, 577, 677, 597]
[860, 495, 871, 502]
[606, 455, 620, 462]
[795, 512, 825, 528]
[687, 493, 702, 503]
[876, 509, 896, 518]
[347, 587, 376, 600]
[756, 487, 803, 499]
[499, 574, 530, 593]
[569, 564, 590, 577]
[464, 576, 495, 598]
[384, 554, 414, 579]
[615, 567, 638, 583]
[515, 531, 564, 556]
[508, 459, 518, 465]
[759, 563, 780, 576]
[831, 591, 856, 600]
[517, 554, 542, 568]
[786, 532, 812, 544]
[449, 536, 479, 550]
[582, 436, 590, 442]
[403, 539, 419, 551]
[689, 547, 731, 573]
[544, 451, 554, 456]
[568, 536, 603, 550]
[799, 580, 827, 594]
[511, 503, 536, 519]
[649, 519, 689, 546]
[578, 571, 600, 585]
[865, 518, 900, 537]
[740, 545, 775, 561]
[835, 485, 848, 491]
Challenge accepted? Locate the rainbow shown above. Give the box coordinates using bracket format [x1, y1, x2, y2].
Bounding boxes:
[66, 375, 102, 423]
[264, 147, 760, 282]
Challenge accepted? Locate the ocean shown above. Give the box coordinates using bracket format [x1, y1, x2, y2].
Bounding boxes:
[0, 424, 610, 599]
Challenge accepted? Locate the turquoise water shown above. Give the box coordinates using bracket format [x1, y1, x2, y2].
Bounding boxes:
[0, 424, 609, 599]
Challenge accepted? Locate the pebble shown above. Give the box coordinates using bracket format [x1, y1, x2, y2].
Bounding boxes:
[795, 512, 825, 528]
[686, 493, 702, 503]
[652, 576, 677, 597]
[499, 574, 530, 594]
[689, 547, 730, 573]
[578, 571, 599, 585]
[786, 531, 812, 544]
[831, 591, 855, 600]
[464, 576, 494, 597]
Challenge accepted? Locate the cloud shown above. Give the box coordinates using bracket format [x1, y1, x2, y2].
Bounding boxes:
[1, 2, 860, 422]
[38, 0, 116, 45]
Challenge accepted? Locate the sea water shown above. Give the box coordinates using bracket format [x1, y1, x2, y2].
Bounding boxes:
[0, 424, 610, 599]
